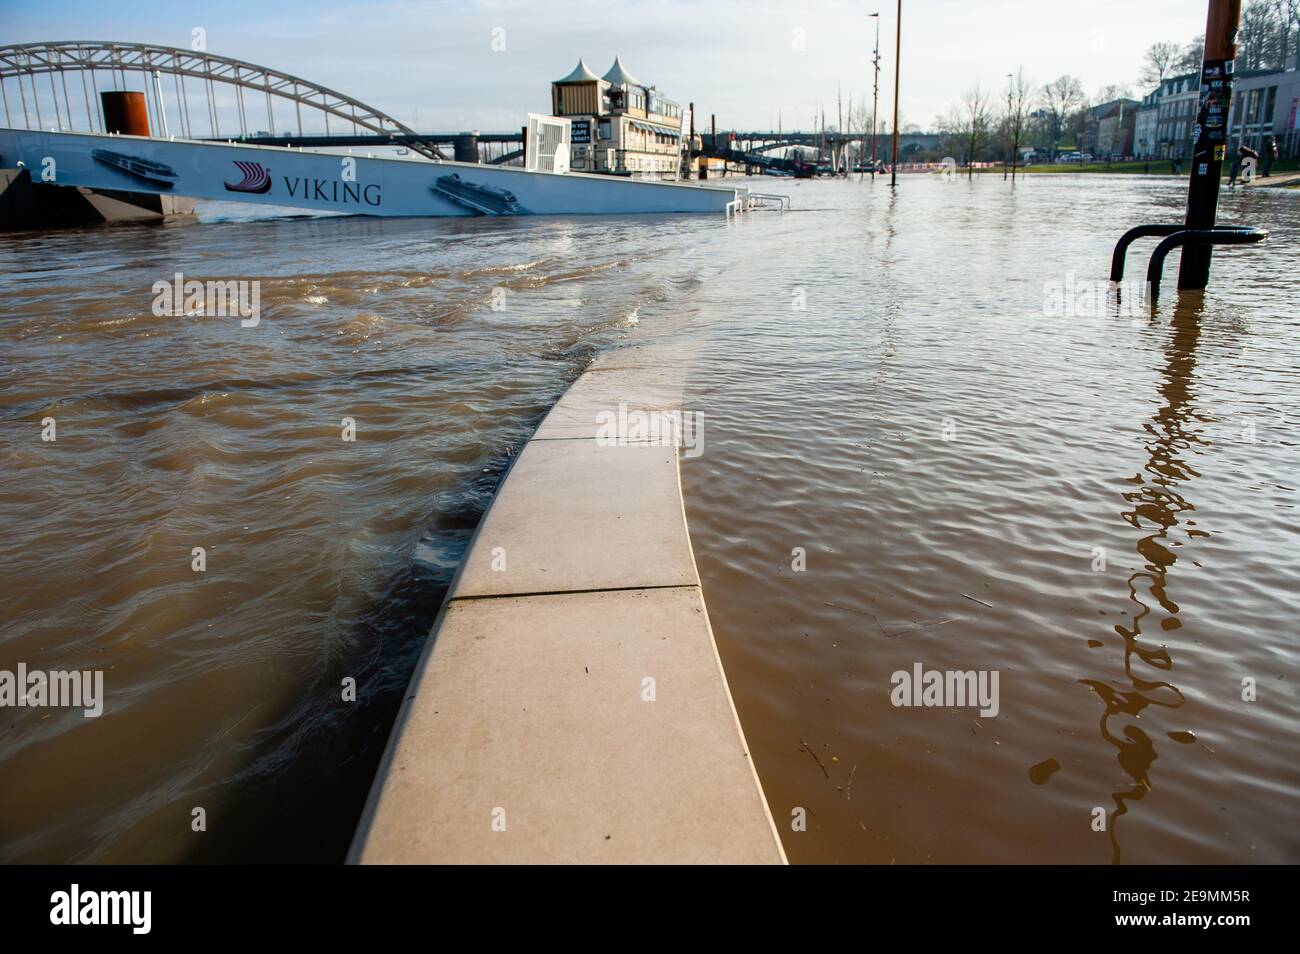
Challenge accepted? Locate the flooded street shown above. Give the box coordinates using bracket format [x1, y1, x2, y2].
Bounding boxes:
[680, 175, 1300, 863]
[1, 175, 1297, 863]
[0, 206, 717, 861]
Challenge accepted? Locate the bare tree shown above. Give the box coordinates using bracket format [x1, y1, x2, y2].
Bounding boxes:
[1284, 0, 1300, 66]
[1004, 69, 1035, 179]
[1139, 42, 1181, 88]
[847, 98, 872, 173]
[1095, 83, 1135, 104]
[1040, 75, 1085, 158]
[958, 84, 993, 177]
[1240, 0, 1281, 69]
[1175, 35, 1205, 74]
[937, 106, 963, 161]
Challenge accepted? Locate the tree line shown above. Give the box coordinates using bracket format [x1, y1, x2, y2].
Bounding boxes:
[1142, 0, 1299, 85]
[932, 0, 1299, 172]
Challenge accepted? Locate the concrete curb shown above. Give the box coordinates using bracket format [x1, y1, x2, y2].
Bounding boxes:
[349, 342, 786, 864]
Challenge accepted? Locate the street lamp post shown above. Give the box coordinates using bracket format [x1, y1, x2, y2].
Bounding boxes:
[869, 11, 880, 181]
[890, 0, 901, 187]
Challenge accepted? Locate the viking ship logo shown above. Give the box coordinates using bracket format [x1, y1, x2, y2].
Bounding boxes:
[224, 160, 272, 194]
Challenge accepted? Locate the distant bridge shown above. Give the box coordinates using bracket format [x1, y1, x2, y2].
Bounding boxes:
[0, 40, 940, 168]
[0, 40, 449, 159]
[712, 130, 943, 157]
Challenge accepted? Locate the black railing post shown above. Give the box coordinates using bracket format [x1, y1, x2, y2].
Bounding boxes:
[1111, 224, 1187, 282]
[1146, 227, 1268, 304]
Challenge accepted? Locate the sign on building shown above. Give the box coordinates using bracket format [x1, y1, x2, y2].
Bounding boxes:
[526, 114, 573, 174]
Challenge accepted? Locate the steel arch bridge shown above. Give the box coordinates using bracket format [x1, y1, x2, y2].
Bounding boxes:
[0, 40, 447, 159]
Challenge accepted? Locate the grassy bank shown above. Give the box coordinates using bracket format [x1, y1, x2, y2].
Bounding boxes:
[1006, 157, 1300, 177]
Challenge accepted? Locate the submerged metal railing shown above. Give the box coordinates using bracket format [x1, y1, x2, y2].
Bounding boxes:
[1111, 223, 1268, 304]
[745, 192, 791, 210]
[722, 191, 790, 219]
[725, 191, 790, 219]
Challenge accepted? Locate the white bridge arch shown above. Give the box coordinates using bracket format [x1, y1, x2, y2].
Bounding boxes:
[0, 40, 444, 159]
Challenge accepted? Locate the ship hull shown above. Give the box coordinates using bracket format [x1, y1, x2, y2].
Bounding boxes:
[0, 129, 742, 217]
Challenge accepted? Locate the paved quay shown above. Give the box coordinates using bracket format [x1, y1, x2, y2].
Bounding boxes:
[350, 343, 787, 864]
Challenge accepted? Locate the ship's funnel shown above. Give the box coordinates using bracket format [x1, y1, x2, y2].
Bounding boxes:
[100, 91, 150, 136]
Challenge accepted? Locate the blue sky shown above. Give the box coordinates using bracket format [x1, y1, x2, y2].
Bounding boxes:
[3, 0, 1210, 132]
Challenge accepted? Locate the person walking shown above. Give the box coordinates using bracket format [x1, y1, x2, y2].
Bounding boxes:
[1227, 142, 1258, 185]
[1262, 136, 1279, 177]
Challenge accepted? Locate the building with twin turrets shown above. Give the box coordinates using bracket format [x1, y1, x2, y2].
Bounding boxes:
[550, 57, 688, 177]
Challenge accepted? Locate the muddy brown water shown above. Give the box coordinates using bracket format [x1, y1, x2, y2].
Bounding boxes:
[1, 177, 1296, 863]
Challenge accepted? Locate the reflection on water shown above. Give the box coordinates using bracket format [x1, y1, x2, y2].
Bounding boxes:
[1085, 297, 1211, 863]
[680, 175, 1300, 864]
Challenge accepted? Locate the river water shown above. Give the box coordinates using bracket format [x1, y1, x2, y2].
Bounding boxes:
[1, 175, 1296, 863]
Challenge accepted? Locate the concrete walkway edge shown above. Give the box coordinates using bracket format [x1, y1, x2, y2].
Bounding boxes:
[349, 342, 787, 864]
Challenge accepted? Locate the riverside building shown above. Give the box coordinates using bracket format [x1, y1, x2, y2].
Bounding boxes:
[550, 57, 688, 177]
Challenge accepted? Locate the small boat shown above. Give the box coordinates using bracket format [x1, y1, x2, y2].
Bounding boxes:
[90, 149, 179, 189]
[431, 173, 527, 215]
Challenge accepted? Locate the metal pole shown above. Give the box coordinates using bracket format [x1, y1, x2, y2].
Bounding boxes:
[61, 68, 75, 130]
[206, 76, 218, 137]
[174, 65, 189, 138]
[1179, 0, 1242, 291]
[49, 71, 62, 130]
[31, 65, 44, 129]
[153, 69, 170, 136]
[81, 63, 94, 131]
[869, 11, 880, 180]
[18, 69, 30, 127]
[92, 69, 104, 132]
[890, 0, 901, 187]
[688, 100, 695, 180]
[143, 69, 157, 133]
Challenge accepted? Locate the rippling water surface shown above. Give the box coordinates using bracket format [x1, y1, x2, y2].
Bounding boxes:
[0, 203, 717, 861]
[679, 176, 1300, 864]
[1, 176, 1296, 863]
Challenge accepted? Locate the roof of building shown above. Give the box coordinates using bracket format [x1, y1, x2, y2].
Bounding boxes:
[602, 56, 642, 86]
[555, 59, 601, 84]
[1090, 98, 1140, 119]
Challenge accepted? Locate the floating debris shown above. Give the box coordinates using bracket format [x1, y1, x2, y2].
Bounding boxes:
[1028, 758, 1061, 785]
